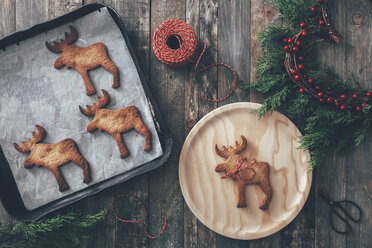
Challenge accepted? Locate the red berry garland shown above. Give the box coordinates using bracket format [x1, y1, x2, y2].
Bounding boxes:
[284, 0, 370, 112]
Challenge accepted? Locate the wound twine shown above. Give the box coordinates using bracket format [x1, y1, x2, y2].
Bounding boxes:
[112, 194, 167, 239]
[152, 19, 238, 102]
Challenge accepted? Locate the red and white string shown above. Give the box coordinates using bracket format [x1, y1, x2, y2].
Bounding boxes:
[152, 19, 238, 102]
[112, 194, 167, 239]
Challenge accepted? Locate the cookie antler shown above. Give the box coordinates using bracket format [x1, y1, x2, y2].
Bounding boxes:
[215, 136, 247, 158]
[233, 136, 247, 154]
[14, 125, 45, 152]
[46, 26, 78, 53]
[215, 144, 229, 158]
[79, 89, 110, 116]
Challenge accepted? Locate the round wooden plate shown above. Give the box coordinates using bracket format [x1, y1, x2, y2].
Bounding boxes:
[179, 102, 312, 240]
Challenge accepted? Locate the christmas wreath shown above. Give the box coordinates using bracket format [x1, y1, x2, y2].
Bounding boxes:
[246, 0, 372, 168]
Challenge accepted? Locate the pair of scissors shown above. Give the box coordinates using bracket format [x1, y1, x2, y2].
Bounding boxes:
[318, 189, 362, 234]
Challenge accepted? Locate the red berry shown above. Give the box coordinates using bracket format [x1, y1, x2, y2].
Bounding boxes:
[284, 45, 290, 51]
[308, 78, 314, 84]
[318, 0, 324, 3]
[283, 38, 288, 43]
[299, 88, 305, 94]
[335, 102, 341, 107]
[310, 7, 316, 12]
[287, 38, 293, 43]
[294, 75, 300, 80]
[292, 46, 299, 52]
[299, 56, 304, 61]
[319, 98, 324, 103]
[300, 22, 306, 28]
[356, 106, 361, 111]
[296, 40, 302, 46]
[326, 97, 333, 103]
[318, 92, 324, 98]
[340, 105, 346, 110]
[319, 20, 325, 25]
[362, 102, 367, 107]
[367, 91, 372, 97]
[315, 85, 321, 91]
[298, 64, 304, 70]
[291, 69, 298, 75]
[352, 93, 358, 99]
[340, 94, 347, 100]
[302, 30, 308, 37]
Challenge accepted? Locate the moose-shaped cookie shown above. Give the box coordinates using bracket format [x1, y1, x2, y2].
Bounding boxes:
[14, 125, 91, 192]
[214, 136, 272, 209]
[46, 26, 119, 96]
[79, 89, 151, 158]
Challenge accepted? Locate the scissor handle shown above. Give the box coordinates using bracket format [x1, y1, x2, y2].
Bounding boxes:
[329, 200, 362, 234]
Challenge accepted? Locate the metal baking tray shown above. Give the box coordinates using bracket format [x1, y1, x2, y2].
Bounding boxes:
[0, 3, 172, 221]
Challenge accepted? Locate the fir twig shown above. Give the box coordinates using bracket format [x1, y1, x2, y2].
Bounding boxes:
[0, 209, 106, 248]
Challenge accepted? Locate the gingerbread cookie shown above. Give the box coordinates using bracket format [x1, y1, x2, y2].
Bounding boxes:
[214, 135, 272, 209]
[46, 26, 119, 96]
[79, 89, 151, 158]
[14, 125, 91, 192]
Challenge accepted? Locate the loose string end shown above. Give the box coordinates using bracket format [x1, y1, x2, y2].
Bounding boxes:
[112, 194, 167, 239]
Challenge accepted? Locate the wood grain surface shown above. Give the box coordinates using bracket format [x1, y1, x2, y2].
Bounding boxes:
[179, 103, 312, 240]
[0, 0, 371, 247]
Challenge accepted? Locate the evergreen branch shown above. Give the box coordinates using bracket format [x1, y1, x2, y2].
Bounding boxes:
[246, 0, 372, 169]
[0, 209, 106, 248]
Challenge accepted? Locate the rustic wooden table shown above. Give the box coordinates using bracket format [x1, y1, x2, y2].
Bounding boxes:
[0, 0, 371, 247]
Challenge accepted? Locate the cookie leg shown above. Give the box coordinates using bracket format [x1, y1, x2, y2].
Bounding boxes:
[50, 168, 69, 192]
[134, 118, 151, 151]
[258, 180, 272, 210]
[77, 68, 96, 96]
[101, 59, 119, 88]
[71, 156, 91, 183]
[236, 182, 247, 208]
[112, 133, 129, 158]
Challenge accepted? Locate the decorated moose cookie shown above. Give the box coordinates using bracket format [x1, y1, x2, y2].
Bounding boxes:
[46, 26, 119, 96]
[214, 135, 272, 209]
[79, 89, 151, 158]
[13, 125, 91, 192]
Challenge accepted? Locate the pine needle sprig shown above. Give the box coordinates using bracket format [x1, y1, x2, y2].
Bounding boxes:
[0, 209, 106, 248]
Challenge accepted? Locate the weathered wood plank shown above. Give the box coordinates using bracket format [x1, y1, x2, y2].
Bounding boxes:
[217, 0, 250, 107]
[47, 0, 82, 19]
[113, 175, 149, 248]
[195, 0, 219, 245]
[148, 1, 186, 247]
[15, 0, 48, 30]
[0, 0, 16, 38]
[80, 188, 117, 248]
[249, 0, 282, 103]
[279, 186, 315, 247]
[315, 0, 348, 247]
[185, 0, 218, 247]
[184, 1, 203, 246]
[344, 0, 372, 247]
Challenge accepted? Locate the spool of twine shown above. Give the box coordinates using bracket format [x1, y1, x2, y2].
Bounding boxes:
[152, 19, 238, 102]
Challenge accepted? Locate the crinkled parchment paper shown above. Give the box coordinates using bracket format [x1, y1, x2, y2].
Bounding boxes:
[0, 8, 163, 210]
